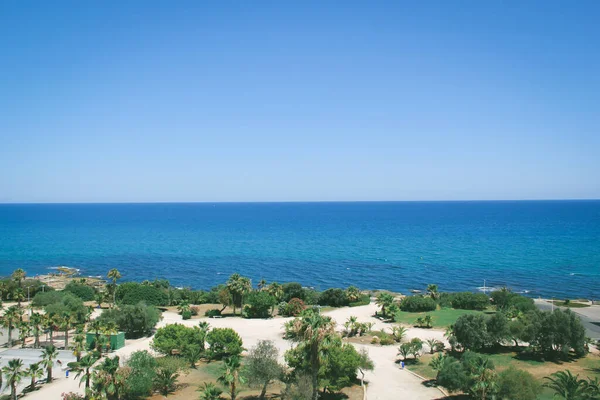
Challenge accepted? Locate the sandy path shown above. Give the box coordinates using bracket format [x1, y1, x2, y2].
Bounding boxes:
[28, 304, 442, 400]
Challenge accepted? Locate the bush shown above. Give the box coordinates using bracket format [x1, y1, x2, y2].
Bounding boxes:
[116, 282, 169, 306]
[244, 291, 276, 318]
[497, 367, 541, 400]
[279, 298, 306, 317]
[205, 309, 222, 317]
[349, 294, 371, 307]
[97, 302, 161, 338]
[181, 310, 192, 320]
[206, 328, 244, 359]
[452, 314, 488, 351]
[399, 296, 437, 312]
[123, 350, 158, 399]
[63, 281, 96, 301]
[32, 291, 65, 307]
[190, 306, 200, 316]
[450, 292, 490, 310]
[282, 282, 306, 302]
[317, 288, 349, 307]
[151, 324, 206, 356]
[491, 290, 536, 314]
[44, 292, 88, 323]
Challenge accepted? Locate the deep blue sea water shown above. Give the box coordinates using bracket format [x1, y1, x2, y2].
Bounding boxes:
[0, 201, 599, 299]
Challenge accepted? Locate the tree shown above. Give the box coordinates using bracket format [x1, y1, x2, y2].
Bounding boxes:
[436, 357, 469, 393]
[226, 274, 252, 315]
[317, 289, 349, 307]
[284, 309, 336, 400]
[357, 348, 374, 387]
[426, 338, 443, 354]
[97, 302, 161, 338]
[123, 350, 158, 399]
[3, 358, 24, 400]
[181, 343, 203, 368]
[18, 321, 31, 348]
[30, 312, 43, 348]
[427, 284, 439, 300]
[3, 305, 22, 347]
[40, 344, 59, 383]
[199, 382, 224, 400]
[96, 356, 122, 399]
[246, 340, 283, 399]
[60, 311, 77, 348]
[451, 292, 490, 310]
[107, 268, 122, 308]
[397, 343, 412, 361]
[486, 312, 509, 347]
[391, 326, 407, 342]
[151, 323, 207, 357]
[375, 293, 395, 319]
[72, 334, 86, 362]
[206, 328, 244, 360]
[244, 291, 277, 318]
[12, 268, 26, 291]
[399, 296, 437, 312]
[544, 370, 590, 400]
[74, 354, 97, 395]
[25, 362, 44, 391]
[497, 367, 541, 400]
[430, 354, 453, 380]
[452, 314, 488, 352]
[345, 286, 361, 302]
[218, 356, 246, 400]
[153, 357, 184, 396]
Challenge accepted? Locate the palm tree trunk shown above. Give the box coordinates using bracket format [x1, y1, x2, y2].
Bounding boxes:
[30, 376, 35, 390]
[8, 325, 12, 347]
[11, 383, 17, 400]
[47, 367, 52, 383]
[231, 381, 236, 400]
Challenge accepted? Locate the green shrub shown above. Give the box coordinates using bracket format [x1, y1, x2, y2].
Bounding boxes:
[63, 281, 96, 301]
[282, 283, 306, 302]
[244, 291, 276, 318]
[317, 288, 349, 307]
[496, 367, 541, 400]
[205, 309, 222, 317]
[44, 292, 88, 323]
[450, 292, 490, 310]
[279, 298, 305, 317]
[123, 350, 158, 399]
[97, 302, 161, 338]
[32, 291, 64, 307]
[206, 328, 244, 359]
[349, 294, 371, 307]
[151, 324, 206, 356]
[181, 310, 192, 320]
[399, 296, 437, 312]
[116, 282, 169, 306]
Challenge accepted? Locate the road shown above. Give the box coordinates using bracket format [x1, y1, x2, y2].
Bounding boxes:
[535, 299, 600, 340]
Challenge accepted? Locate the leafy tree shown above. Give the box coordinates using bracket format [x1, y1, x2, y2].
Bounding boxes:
[451, 292, 490, 310]
[97, 302, 161, 338]
[123, 350, 158, 399]
[246, 340, 283, 399]
[282, 282, 306, 302]
[64, 281, 96, 301]
[543, 370, 591, 400]
[399, 296, 437, 312]
[40, 345, 58, 383]
[317, 288, 349, 307]
[244, 291, 277, 318]
[430, 354, 453, 380]
[151, 324, 207, 356]
[206, 328, 244, 360]
[116, 282, 169, 306]
[3, 358, 24, 400]
[218, 356, 246, 400]
[497, 367, 541, 400]
[486, 312, 509, 347]
[452, 314, 489, 352]
[25, 362, 44, 391]
[436, 356, 469, 393]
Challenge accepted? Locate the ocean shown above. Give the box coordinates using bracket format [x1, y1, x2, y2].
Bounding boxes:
[0, 201, 598, 299]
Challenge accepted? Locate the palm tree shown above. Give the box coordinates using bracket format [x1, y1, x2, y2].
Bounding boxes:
[3, 305, 22, 347]
[3, 358, 24, 400]
[426, 284, 439, 300]
[12, 268, 26, 288]
[226, 273, 252, 315]
[72, 334, 86, 362]
[60, 311, 77, 348]
[40, 344, 59, 383]
[18, 321, 31, 348]
[375, 293, 394, 319]
[257, 279, 267, 291]
[288, 309, 336, 400]
[107, 268, 121, 308]
[30, 313, 43, 348]
[12, 288, 26, 309]
[425, 338, 442, 354]
[95, 292, 106, 309]
[345, 286, 361, 302]
[266, 282, 283, 301]
[469, 356, 497, 400]
[391, 326, 407, 342]
[423, 315, 433, 328]
[218, 356, 246, 400]
[544, 370, 590, 400]
[25, 362, 44, 391]
[199, 382, 224, 400]
[429, 353, 454, 380]
[74, 353, 97, 395]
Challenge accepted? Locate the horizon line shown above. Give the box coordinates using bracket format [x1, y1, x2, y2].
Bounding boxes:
[1, 198, 599, 205]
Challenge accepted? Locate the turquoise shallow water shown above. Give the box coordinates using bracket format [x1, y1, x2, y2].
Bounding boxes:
[0, 201, 599, 298]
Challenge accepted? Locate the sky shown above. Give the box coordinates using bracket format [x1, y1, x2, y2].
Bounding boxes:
[1, 1, 599, 203]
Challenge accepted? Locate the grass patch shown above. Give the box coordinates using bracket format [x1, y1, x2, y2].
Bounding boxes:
[549, 300, 590, 308]
[394, 308, 491, 328]
[405, 354, 437, 380]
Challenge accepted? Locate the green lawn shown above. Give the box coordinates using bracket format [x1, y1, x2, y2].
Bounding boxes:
[549, 300, 590, 308]
[394, 308, 492, 328]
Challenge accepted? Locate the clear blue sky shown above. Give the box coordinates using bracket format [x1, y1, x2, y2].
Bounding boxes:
[1, 1, 598, 202]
